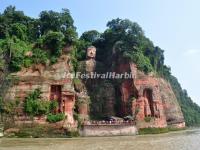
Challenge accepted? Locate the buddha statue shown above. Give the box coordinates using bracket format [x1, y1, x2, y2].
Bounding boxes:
[86, 46, 96, 72]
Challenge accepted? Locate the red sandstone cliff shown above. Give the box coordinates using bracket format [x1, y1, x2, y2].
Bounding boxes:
[5, 52, 185, 129]
[5, 55, 76, 128]
[117, 63, 185, 128]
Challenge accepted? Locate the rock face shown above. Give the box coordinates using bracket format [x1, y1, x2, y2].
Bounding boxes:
[5, 55, 76, 127]
[5, 46, 185, 129]
[130, 64, 184, 128]
[112, 61, 185, 128]
[158, 78, 185, 126]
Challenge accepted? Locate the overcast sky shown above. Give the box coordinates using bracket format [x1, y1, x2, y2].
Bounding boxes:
[1, 0, 200, 105]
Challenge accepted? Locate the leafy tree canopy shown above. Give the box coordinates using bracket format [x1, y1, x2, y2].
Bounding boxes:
[0, 6, 77, 71]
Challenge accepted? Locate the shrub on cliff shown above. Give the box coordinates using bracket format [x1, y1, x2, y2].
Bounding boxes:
[47, 113, 65, 123]
[49, 100, 59, 113]
[24, 97, 50, 116]
[144, 116, 152, 122]
[31, 48, 48, 65]
[24, 89, 62, 117]
[24, 89, 50, 116]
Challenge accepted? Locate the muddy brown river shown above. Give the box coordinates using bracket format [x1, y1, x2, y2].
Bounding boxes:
[0, 129, 200, 150]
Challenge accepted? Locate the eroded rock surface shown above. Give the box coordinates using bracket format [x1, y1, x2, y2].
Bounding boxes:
[5, 55, 76, 127]
[5, 46, 185, 129]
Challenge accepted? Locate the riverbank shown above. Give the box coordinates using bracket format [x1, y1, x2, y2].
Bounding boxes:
[138, 127, 187, 135]
[2, 122, 186, 138]
[0, 129, 200, 150]
[3, 123, 79, 138]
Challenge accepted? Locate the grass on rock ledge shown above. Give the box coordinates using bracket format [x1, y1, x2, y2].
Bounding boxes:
[4, 123, 79, 138]
[138, 127, 186, 135]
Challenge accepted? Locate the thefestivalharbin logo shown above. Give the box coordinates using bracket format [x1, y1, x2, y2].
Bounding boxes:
[65, 72, 133, 79]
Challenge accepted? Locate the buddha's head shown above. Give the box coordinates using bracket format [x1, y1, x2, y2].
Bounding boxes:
[87, 46, 96, 59]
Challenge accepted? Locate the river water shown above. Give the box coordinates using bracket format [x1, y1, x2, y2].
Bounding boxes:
[0, 129, 200, 150]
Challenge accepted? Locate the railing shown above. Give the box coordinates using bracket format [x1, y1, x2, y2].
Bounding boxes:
[83, 120, 136, 126]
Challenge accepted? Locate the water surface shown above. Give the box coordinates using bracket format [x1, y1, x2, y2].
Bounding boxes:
[0, 129, 200, 150]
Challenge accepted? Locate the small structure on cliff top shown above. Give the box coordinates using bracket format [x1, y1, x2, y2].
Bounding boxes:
[5, 46, 185, 129]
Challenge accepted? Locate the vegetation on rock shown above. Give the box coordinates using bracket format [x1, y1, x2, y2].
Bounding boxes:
[24, 89, 60, 118]
[24, 89, 49, 116]
[0, 6, 77, 73]
[138, 127, 186, 135]
[4, 124, 73, 138]
[169, 76, 200, 126]
[47, 113, 65, 123]
[0, 6, 200, 126]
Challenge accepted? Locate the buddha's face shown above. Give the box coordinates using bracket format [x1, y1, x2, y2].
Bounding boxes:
[87, 47, 96, 59]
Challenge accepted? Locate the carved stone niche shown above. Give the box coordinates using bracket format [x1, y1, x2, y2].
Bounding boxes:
[62, 94, 75, 115]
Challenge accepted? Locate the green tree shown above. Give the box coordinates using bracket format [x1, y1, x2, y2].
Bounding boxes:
[9, 23, 27, 41]
[39, 9, 75, 35]
[42, 31, 64, 56]
[0, 38, 30, 72]
[80, 30, 101, 43]
[63, 27, 77, 45]
[2, 6, 30, 25]
[27, 19, 41, 42]
[0, 24, 8, 39]
[39, 10, 61, 35]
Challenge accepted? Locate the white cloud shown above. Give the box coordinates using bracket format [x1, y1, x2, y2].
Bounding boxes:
[184, 49, 200, 56]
